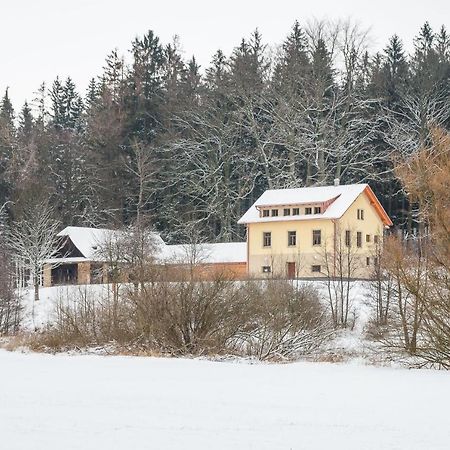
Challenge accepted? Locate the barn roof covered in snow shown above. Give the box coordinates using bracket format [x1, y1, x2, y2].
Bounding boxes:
[238, 184, 392, 226]
[160, 242, 247, 264]
[54, 226, 246, 264]
[57, 226, 165, 260]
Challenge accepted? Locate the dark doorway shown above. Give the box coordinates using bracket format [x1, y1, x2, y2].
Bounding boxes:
[287, 262, 296, 279]
[90, 263, 104, 284]
[51, 264, 78, 285]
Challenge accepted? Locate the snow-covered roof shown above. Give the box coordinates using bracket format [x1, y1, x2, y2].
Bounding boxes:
[55, 226, 246, 265]
[238, 184, 391, 225]
[44, 257, 90, 265]
[57, 226, 165, 260]
[160, 242, 247, 264]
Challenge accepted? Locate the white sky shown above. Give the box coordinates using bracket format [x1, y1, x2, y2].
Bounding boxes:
[2, 0, 449, 111]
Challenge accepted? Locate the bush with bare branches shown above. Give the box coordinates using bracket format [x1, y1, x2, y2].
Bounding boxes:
[38, 287, 135, 349]
[30, 275, 332, 360]
[0, 246, 22, 335]
[367, 128, 450, 368]
[235, 280, 332, 361]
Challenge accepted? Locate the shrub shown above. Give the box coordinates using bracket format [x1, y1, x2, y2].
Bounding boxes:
[31, 278, 332, 360]
[234, 280, 332, 360]
[0, 250, 22, 335]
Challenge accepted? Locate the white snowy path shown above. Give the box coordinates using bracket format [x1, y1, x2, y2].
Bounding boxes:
[1, 351, 449, 450]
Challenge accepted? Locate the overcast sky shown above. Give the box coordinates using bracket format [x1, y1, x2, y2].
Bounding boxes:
[2, 0, 449, 110]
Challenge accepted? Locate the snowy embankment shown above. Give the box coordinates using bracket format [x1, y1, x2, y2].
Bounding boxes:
[1, 350, 449, 450]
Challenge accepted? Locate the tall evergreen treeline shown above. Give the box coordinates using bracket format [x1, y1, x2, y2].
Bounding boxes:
[0, 20, 449, 242]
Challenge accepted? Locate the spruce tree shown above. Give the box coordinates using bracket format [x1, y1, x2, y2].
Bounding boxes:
[62, 77, 83, 129]
[382, 35, 409, 107]
[273, 21, 311, 96]
[0, 89, 16, 206]
[50, 77, 65, 128]
[85, 78, 100, 113]
[18, 101, 33, 139]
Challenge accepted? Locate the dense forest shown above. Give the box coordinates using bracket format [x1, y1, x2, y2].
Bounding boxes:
[0, 20, 448, 243]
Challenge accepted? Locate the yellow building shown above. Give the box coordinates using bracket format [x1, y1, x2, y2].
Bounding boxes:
[238, 183, 392, 279]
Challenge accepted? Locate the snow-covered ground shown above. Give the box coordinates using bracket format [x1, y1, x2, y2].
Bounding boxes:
[19, 284, 116, 330]
[21, 280, 372, 328]
[1, 350, 449, 450]
[20, 281, 376, 360]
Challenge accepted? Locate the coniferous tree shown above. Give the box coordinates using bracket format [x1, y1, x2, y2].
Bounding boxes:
[381, 35, 409, 108]
[0, 89, 16, 206]
[273, 21, 311, 96]
[50, 77, 66, 128]
[18, 102, 33, 139]
[62, 77, 83, 130]
[0, 23, 448, 240]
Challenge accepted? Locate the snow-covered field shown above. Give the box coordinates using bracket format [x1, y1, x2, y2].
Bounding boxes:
[4, 283, 449, 449]
[1, 350, 449, 450]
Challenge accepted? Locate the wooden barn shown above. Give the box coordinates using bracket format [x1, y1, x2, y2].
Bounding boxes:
[42, 227, 247, 287]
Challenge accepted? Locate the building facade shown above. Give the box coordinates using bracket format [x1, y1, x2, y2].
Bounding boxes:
[238, 184, 392, 279]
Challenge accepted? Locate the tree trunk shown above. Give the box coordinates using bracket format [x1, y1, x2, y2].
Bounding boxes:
[34, 281, 39, 302]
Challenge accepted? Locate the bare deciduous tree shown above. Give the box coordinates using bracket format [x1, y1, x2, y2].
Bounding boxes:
[6, 202, 62, 302]
[320, 229, 360, 328]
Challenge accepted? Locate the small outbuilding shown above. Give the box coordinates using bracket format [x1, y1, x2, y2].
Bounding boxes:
[43, 226, 247, 287]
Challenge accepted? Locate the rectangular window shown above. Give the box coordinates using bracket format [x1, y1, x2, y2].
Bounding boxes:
[271, 209, 278, 217]
[374, 257, 379, 266]
[262, 266, 271, 273]
[305, 207, 312, 215]
[263, 232, 271, 247]
[374, 235, 379, 244]
[311, 265, 321, 273]
[314, 206, 321, 214]
[313, 230, 321, 246]
[357, 209, 365, 220]
[288, 231, 296, 246]
[366, 257, 370, 266]
[366, 234, 371, 243]
[345, 230, 351, 247]
[262, 209, 269, 217]
[357, 232, 362, 248]
[283, 208, 291, 216]
[293, 208, 300, 215]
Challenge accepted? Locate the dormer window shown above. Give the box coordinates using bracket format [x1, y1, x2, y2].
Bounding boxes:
[262, 210, 269, 217]
[305, 207, 312, 215]
[314, 207, 321, 214]
[283, 208, 291, 216]
[271, 209, 278, 217]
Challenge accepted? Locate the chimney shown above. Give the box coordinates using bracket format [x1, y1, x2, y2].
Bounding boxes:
[334, 178, 340, 186]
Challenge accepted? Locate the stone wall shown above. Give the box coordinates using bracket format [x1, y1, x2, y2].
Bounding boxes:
[77, 262, 91, 285]
[43, 264, 52, 287]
